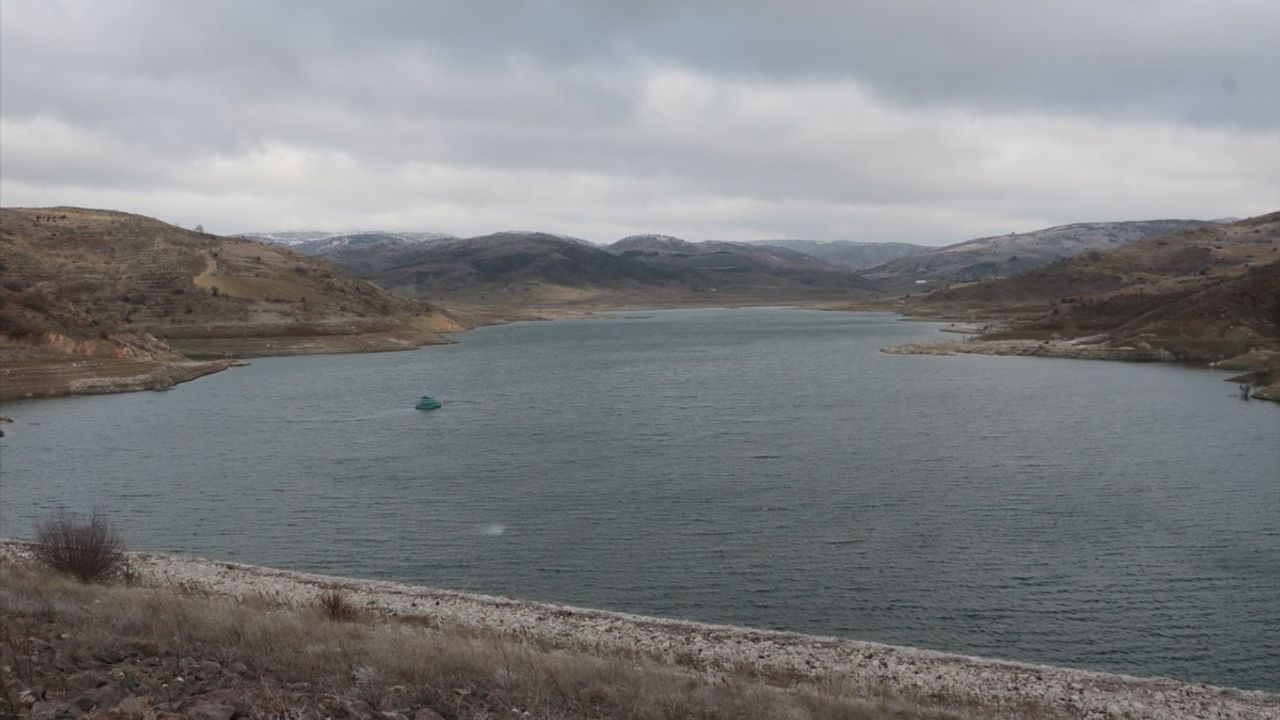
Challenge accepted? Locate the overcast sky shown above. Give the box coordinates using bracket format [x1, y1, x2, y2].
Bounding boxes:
[2, 1, 1277, 245]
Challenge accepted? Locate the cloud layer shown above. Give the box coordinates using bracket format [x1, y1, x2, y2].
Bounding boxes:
[2, 1, 1277, 244]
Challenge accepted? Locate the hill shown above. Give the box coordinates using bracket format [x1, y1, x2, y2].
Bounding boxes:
[0, 207, 461, 399]
[268, 231, 880, 308]
[239, 230, 456, 256]
[745, 238, 927, 269]
[928, 213, 1279, 315]
[862, 219, 1216, 291]
[983, 214, 1280, 361]
[882, 213, 1280, 396]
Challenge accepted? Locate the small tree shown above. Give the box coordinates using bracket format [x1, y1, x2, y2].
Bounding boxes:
[32, 510, 125, 583]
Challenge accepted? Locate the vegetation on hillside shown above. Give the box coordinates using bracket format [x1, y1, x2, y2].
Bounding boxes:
[916, 214, 1280, 360]
[860, 219, 1216, 291]
[264, 230, 881, 308]
[0, 207, 464, 398]
[0, 207, 449, 345]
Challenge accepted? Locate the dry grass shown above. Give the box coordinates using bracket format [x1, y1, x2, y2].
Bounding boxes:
[0, 560, 974, 720]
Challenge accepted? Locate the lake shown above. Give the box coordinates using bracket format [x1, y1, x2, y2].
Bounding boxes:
[1, 308, 1277, 690]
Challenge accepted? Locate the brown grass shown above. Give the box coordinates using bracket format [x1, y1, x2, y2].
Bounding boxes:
[0, 560, 975, 720]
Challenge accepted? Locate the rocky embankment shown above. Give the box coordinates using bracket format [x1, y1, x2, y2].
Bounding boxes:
[881, 337, 1175, 362]
[882, 337, 1280, 401]
[0, 358, 234, 401]
[0, 332, 236, 401]
[1, 543, 1274, 720]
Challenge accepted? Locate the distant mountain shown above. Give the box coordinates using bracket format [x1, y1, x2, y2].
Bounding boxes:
[364, 232, 677, 292]
[605, 236, 843, 273]
[862, 219, 1216, 291]
[264, 230, 878, 307]
[609, 234, 703, 255]
[745, 239, 927, 269]
[931, 213, 1279, 308]
[239, 230, 456, 256]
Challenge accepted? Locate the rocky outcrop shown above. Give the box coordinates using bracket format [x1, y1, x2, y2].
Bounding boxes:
[883, 337, 1280, 403]
[881, 337, 1175, 362]
[0, 357, 233, 401]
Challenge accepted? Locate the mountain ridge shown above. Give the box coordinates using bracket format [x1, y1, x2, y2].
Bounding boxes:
[262, 231, 881, 308]
[861, 218, 1217, 291]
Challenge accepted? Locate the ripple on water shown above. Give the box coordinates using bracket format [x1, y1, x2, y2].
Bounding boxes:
[2, 308, 1278, 691]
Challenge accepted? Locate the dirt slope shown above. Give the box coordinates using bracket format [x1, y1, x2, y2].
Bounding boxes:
[0, 207, 461, 399]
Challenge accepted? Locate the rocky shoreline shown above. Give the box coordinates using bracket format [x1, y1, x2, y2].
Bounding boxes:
[881, 337, 1280, 401]
[0, 317, 457, 402]
[2, 543, 1274, 720]
[881, 337, 1175, 362]
[0, 358, 235, 402]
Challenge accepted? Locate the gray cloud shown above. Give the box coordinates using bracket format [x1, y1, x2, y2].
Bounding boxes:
[1, 0, 1276, 244]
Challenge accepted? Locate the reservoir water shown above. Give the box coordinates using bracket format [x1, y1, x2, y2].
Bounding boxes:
[2, 308, 1277, 690]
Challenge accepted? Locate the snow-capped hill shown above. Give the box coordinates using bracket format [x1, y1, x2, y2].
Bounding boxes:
[608, 234, 701, 254]
[238, 231, 456, 256]
[489, 230, 595, 247]
[748, 239, 927, 269]
[862, 218, 1214, 286]
[240, 231, 334, 246]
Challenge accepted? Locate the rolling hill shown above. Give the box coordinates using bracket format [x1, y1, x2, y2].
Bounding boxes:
[0, 207, 461, 399]
[745, 239, 927, 269]
[906, 213, 1280, 370]
[861, 219, 1217, 291]
[262, 231, 881, 308]
[241, 230, 456, 256]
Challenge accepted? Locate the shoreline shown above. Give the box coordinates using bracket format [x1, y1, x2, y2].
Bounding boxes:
[1, 542, 1274, 719]
[5, 303, 1275, 404]
[0, 319, 456, 403]
[879, 335, 1280, 401]
[0, 358, 235, 402]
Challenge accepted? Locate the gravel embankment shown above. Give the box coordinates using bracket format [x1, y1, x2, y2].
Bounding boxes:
[3, 545, 1269, 720]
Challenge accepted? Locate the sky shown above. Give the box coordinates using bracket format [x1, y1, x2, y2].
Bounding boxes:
[1, 1, 1277, 245]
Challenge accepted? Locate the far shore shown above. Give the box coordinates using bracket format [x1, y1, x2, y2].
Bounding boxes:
[880, 336, 1280, 402]
[4, 300, 1275, 404]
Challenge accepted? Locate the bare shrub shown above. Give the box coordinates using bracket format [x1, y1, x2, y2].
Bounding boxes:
[32, 510, 125, 583]
[0, 310, 46, 339]
[317, 589, 359, 622]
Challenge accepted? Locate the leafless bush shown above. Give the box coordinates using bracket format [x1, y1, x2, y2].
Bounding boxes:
[32, 510, 125, 583]
[318, 589, 359, 622]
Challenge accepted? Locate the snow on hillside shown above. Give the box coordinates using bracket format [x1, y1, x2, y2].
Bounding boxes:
[237, 231, 457, 256]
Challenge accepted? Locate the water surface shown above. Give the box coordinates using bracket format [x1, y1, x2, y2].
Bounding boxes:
[2, 309, 1277, 690]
